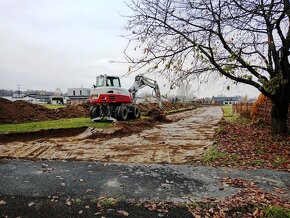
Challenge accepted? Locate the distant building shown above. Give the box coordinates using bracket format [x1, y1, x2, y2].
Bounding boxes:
[211, 96, 242, 105]
[3, 94, 51, 104]
[50, 96, 67, 105]
[68, 88, 90, 99]
[67, 88, 91, 105]
[26, 94, 51, 104]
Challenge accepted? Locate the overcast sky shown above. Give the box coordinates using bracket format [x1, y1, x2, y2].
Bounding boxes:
[0, 0, 260, 98]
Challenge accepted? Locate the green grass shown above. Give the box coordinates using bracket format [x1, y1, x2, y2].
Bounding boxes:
[249, 159, 265, 167]
[203, 146, 227, 162]
[221, 105, 240, 122]
[93, 197, 119, 207]
[264, 206, 290, 218]
[0, 118, 111, 134]
[72, 198, 83, 205]
[221, 105, 251, 123]
[272, 156, 287, 168]
[43, 104, 66, 109]
[221, 105, 233, 116]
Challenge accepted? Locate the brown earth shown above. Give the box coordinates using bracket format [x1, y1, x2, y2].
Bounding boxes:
[0, 107, 222, 164]
[0, 98, 195, 124]
[0, 99, 197, 144]
[0, 128, 88, 144]
[0, 98, 89, 123]
[139, 101, 196, 115]
[0, 99, 206, 163]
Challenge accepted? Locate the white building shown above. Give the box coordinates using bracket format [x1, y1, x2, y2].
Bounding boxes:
[67, 88, 91, 99]
[67, 88, 91, 105]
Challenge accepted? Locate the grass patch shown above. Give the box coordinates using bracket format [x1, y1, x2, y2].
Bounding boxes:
[264, 205, 290, 218]
[203, 146, 227, 162]
[249, 159, 265, 167]
[0, 118, 111, 134]
[221, 105, 252, 123]
[255, 143, 266, 155]
[215, 127, 224, 134]
[43, 104, 66, 109]
[272, 156, 287, 168]
[221, 105, 233, 116]
[221, 105, 239, 122]
[94, 197, 119, 207]
[72, 198, 83, 205]
[230, 153, 240, 160]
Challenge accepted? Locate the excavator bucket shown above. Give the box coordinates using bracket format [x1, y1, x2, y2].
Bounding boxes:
[90, 105, 117, 122]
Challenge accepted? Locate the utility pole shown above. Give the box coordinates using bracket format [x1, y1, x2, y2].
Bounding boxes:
[17, 85, 21, 97]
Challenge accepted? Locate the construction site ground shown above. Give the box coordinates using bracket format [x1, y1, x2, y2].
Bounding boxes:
[0, 106, 220, 164]
[1, 102, 289, 217]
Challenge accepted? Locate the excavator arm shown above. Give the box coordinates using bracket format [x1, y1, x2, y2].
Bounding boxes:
[128, 75, 162, 108]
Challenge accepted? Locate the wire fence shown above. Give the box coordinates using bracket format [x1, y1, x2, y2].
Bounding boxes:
[233, 102, 253, 119]
[233, 100, 290, 127]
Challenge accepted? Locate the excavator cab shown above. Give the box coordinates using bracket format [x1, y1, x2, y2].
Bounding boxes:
[95, 75, 121, 87]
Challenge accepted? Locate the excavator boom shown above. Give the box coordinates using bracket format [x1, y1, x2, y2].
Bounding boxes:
[129, 75, 162, 108]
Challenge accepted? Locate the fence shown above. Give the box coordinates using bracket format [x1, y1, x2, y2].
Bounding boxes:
[233, 100, 290, 127]
[233, 102, 253, 119]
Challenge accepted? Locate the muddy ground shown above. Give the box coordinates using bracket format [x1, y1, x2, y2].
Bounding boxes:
[0, 107, 221, 164]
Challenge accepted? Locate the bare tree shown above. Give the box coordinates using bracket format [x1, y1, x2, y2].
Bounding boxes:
[124, 0, 290, 134]
[176, 80, 193, 101]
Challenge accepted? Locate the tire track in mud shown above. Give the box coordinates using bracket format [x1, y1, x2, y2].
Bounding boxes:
[0, 106, 223, 164]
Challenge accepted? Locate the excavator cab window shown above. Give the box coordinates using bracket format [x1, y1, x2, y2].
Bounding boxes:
[96, 76, 105, 87]
[107, 76, 121, 87]
[95, 75, 121, 87]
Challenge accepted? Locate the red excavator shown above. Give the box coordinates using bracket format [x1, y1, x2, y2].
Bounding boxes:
[89, 74, 162, 121]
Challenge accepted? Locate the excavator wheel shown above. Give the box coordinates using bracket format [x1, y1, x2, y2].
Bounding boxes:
[115, 105, 128, 121]
[131, 106, 140, 119]
[90, 105, 100, 119]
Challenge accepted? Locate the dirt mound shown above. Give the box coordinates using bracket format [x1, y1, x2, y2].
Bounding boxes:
[86, 119, 155, 140]
[138, 102, 196, 115]
[53, 105, 89, 119]
[147, 109, 169, 122]
[0, 98, 88, 124]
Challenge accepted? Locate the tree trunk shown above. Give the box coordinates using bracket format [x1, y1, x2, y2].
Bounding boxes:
[271, 85, 289, 135]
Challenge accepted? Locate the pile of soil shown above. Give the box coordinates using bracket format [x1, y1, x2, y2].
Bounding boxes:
[86, 119, 155, 140]
[0, 98, 89, 124]
[138, 102, 196, 115]
[147, 109, 169, 122]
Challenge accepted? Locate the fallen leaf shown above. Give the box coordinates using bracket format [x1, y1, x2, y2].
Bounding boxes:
[28, 202, 35, 207]
[0, 200, 6, 205]
[253, 208, 259, 216]
[117, 210, 129, 216]
[65, 198, 71, 206]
